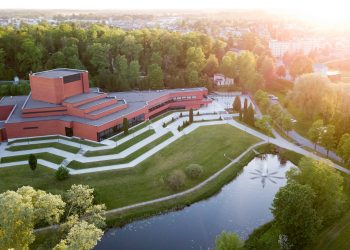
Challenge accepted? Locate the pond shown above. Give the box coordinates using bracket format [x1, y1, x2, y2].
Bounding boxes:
[95, 154, 295, 250]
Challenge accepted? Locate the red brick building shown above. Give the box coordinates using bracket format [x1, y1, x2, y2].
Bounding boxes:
[0, 69, 211, 142]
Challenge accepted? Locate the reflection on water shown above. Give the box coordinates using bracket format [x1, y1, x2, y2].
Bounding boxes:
[95, 154, 295, 250]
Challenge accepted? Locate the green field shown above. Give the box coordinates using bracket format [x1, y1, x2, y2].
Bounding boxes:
[8, 136, 103, 147]
[6, 142, 80, 154]
[85, 129, 155, 157]
[68, 132, 173, 169]
[0, 153, 64, 164]
[0, 125, 260, 210]
[110, 121, 151, 141]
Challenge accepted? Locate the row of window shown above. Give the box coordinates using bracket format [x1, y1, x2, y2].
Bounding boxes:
[96, 114, 145, 141]
[148, 96, 197, 112]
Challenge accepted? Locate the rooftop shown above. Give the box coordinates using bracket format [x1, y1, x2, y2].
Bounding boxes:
[32, 68, 86, 78]
[3, 87, 207, 127]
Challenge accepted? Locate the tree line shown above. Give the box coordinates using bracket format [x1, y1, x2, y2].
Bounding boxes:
[0, 23, 274, 93]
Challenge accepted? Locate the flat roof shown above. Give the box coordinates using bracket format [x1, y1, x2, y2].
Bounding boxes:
[64, 91, 104, 104]
[24, 95, 62, 109]
[32, 68, 86, 79]
[4, 87, 207, 127]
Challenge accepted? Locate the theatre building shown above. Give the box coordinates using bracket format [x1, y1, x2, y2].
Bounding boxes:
[0, 69, 211, 142]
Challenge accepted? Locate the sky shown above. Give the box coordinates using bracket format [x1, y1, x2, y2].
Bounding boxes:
[0, 0, 347, 11]
[2, 0, 350, 26]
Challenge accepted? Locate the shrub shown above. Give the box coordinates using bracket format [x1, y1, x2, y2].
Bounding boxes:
[55, 166, 70, 181]
[162, 122, 166, 128]
[28, 154, 37, 171]
[167, 170, 186, 190]
[185, 164, 203, 179]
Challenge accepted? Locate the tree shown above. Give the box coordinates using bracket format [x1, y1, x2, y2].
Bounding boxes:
[185, 164, 203, 179]
[148, 63, 164, 89]
[289, 55, 313, 79]
[115, 55, 129, 90]
[271, 182, 321, 249]
[87, 43, 110, 74]
[189, 108, 194, 123]
[54, 221, 103, 250]
[28, 154, 37, 171]
[0, 49, 6, 79]
[232, 96, 241, 112]
[0, 191, 35, 249]
[0, 187, 65, 249]
[288, 74, 335, 120]
[337, 133, 350, 165]
[186, 47, 205, 72]
[258, 56, 275, 83]
[123, 117, 129, 135]
[255, 115, 272, 135]
[308, 119, 324, 150]
[128, 60, 140, 88]
[287, 158, 347, 225]
[167, 170, 186, 191]
[281, 113, 294, 133]
[242, 98, 248, 123]
[16, 38, 43, 76]
[220, 51, 238, 79]
[254, 90, 270, 112]
[56, 166, 70, 181]
[247, 104, 255, 126]
[237, 51, 260, 92]
[321, 124, 336, 157]
[203, 54, 219, 76]
[268, 104, 283, 123]
[215, 231, 243, 250]
[276, 65, 286, 78]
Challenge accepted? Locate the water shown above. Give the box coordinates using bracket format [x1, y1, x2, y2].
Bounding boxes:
[95, 154, 295, 250]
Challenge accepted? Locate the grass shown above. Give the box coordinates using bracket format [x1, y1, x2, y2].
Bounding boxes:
[233, 117, 273, 137]
[67, 132, 174, 169]
[0, 153, 64, 164]
[0, 125, 260, 210]
[8, 136, 103, 147]
[32, 144, 263, 250]
[110, 121, 151, 141]
[85, 129, 155, 157]
[6, 142, 80, 154]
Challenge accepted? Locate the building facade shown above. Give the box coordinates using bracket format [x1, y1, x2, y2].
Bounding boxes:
[0, 69, 211, 142]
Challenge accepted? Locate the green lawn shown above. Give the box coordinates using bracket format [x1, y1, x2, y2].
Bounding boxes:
[8, 136, 103, 147]
[85, 129, 155, 157]
[6, 142, 80, 154]
[68, 132, 173, 169]
[0, 153, 64, 164]
[0, 125, 260, 210]
[110, 121, 151, 141]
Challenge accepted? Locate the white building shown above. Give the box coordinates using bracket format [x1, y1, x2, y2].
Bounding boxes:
[213, 74, 234, 86]
[269, 39, 325, 58]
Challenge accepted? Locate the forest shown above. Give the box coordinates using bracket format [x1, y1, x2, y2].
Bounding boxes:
[0, 23, 274, 93]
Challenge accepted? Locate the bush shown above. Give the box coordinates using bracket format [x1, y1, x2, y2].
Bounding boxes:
[162, 122, 166, 128]
[55, 166, 70, 181]
[185, 164, 203, 179]
[28, 154, 37, 171]
[167, 170, 186, 190]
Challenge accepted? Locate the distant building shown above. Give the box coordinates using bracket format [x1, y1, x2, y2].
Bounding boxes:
[213, 74, 234, 86]
[313, 63, 341, 82]
[269, 39, 326, 58]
